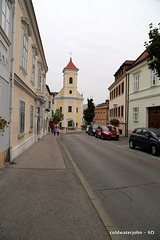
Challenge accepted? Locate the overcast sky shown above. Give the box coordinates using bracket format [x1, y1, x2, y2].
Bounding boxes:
[32, 0, 160, 104]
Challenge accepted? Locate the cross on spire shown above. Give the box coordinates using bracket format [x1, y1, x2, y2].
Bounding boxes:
[69, 51, 72, 61]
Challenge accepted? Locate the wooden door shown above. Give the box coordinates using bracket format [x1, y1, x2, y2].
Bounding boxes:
[148, 107, 160, 128]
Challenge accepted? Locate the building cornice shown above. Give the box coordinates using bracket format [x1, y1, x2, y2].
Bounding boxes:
[14, 73, 37, 98]
[24, 0, 48, 72]
[108, 74, 126, 90]
[128, 92, 160, 102]
[54, 95, 84, 101]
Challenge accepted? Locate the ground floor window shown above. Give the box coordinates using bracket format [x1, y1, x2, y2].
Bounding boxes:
[133, 107, 139, 121]
[19, 100, 25, 134]
[30, 104, 34, 131]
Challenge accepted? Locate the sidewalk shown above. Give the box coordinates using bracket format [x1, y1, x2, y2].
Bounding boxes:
[0, 133, 111, 240]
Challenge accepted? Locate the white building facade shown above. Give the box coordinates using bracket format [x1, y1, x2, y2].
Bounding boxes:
[127, 51, 160, 135]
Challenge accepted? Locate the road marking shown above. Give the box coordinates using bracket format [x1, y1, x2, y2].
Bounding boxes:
[112, 145, 155, 160]
[59, 138, 120, 240]
[132, 151, 154, 160]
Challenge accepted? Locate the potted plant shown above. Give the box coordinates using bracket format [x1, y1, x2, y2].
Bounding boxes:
[0, 116, 9, 136]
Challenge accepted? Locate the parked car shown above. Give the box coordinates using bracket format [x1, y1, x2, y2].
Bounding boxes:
[86, 125, 90, 134]
[129, 128, 160, 156]
[95, 126, 119, 140]
[88, 124, 99, 136]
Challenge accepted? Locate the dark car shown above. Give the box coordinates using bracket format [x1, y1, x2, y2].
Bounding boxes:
[95, 126, 119, 140]
[129, 128, 160, 156]
[88, 124, 99, 136]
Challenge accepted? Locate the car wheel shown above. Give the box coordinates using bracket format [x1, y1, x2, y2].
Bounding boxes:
[129, 140, 135, 149]
[101, 134, 104, 140]
[151, 144, 158, 156]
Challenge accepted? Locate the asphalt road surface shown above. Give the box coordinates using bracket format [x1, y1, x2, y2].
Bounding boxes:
[61, 132, 160, 240]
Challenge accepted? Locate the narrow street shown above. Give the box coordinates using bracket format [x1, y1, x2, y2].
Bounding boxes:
[61, 132, 160, 240]
[0, 134, 110, 240]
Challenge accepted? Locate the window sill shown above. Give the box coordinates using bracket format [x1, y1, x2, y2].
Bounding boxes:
[30, 80, 35, 86]
[150, 84, 157, 88]
[20, 66, 27, 76]
[18, 133, 25, 139]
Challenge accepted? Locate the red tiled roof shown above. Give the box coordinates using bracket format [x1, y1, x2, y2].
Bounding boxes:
[129, 50, 148, 69]
[64, 58, 79, 71]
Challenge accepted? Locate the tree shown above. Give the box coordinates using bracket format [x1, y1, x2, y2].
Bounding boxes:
[83, 98, 95, 124]
[110, 118, 119, 127]
[144, 23, 160, 78]
[52, 109, 64, 124]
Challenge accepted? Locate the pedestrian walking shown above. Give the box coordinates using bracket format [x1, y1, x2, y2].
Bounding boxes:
[53, 127, 56, 135]
[51, 123, 55, 133]
[56, 127, 60, 136]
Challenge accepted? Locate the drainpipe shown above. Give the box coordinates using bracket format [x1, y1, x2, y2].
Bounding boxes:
[125, 73, 129, 137]
[9, 0, 16, 162]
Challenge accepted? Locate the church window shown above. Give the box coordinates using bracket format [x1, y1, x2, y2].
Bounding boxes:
[68, 106, 72, 112]
[69, 90, 72, 94]
[69, 77, 73, 84]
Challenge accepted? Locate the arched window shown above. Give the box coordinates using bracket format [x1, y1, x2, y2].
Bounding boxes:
[69, 90, 72, 94]
[69, 77, 73, 84]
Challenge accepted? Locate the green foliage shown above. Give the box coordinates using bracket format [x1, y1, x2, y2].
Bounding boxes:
[83, 98, 95, 125]
[81, 124, 87, 130]
[144, 23, 160, 78]
[52, 109, 64, 123]
[110, 118, 119, 127]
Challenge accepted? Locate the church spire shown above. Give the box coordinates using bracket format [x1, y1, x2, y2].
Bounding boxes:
[63, 57, 79, 72]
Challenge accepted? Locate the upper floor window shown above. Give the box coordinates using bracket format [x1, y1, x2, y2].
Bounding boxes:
[122, 82, 124, 94]
[22, 32, 28, 71]
[2, 0, 10, 37]
[121, 105, 124, 117]
[38, 65, 41, 90]
[119, 85, 121, 95]
[150, 69, 157, 86]
[31, 52, 35, 84]
[48, 101, 51, 110]
[69, 77, 73, 84]
[68, 106, 72, 112]
[133, 75, 139, 92]
[60, 107, 62, 112]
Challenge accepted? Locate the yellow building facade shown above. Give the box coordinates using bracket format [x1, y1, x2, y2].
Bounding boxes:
[54, 58, 83, 129]
[9, 0, 48, 161]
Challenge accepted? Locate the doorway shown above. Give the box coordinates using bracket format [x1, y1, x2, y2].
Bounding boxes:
[148, 107, 160, 128]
